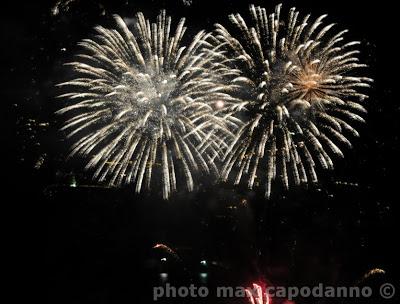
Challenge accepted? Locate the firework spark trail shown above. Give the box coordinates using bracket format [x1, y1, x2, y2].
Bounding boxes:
[208, 4, 373, 198]
[152, 243, 181, 261]
[246, 283, 270, 304]
[57, 10, 237, 199]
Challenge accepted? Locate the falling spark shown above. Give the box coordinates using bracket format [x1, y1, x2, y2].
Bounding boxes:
[357, 268, 386, 284]
[153, 243, 181, 261]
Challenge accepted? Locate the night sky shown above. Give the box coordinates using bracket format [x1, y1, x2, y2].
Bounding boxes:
[7, 0, 398, 303]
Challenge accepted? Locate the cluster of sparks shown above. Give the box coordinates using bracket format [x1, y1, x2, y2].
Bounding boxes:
[58, 11, 234, 199]
[246, 283, 271, 304]
[58, 5, 372, 199]
[212, 4, 372, 198]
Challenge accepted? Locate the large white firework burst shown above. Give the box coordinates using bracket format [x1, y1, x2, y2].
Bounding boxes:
[57, 10, 235, 199]
[210, 4, 373, 198]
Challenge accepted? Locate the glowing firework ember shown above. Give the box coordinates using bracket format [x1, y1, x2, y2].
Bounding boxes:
[57, 10, 235, 199]
[210, 4, 372, 198]
[246, 283, 270, 304]
[152, 243, 181, 260]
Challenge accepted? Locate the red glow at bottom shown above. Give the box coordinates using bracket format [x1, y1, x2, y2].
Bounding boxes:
[245, 283, 271, 304]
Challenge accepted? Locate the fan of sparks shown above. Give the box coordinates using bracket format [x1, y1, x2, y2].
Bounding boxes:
[210, 4, 372, 198]
[57, 10, 236, 199]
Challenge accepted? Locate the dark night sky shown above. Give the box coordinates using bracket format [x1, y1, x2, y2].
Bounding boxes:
[6, 1, 398, 303]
